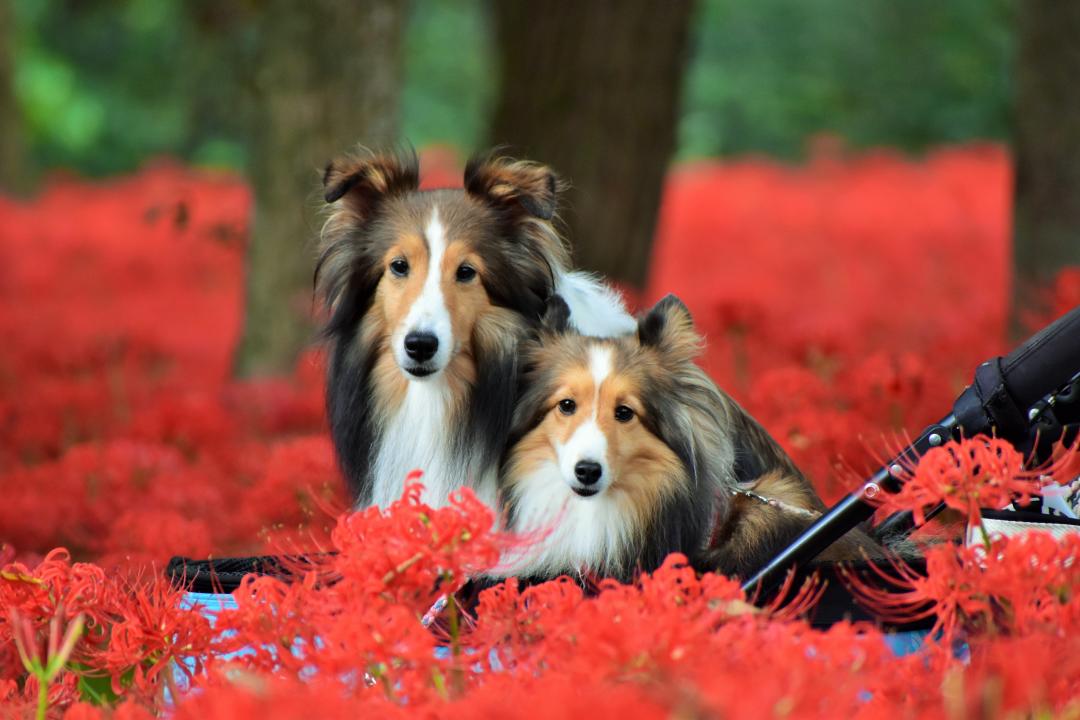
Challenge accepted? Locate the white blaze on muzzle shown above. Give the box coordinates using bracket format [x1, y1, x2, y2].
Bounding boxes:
[558, 419, 610, 491]
[556, 346, 615, 492]
[393, 207, 454, 377]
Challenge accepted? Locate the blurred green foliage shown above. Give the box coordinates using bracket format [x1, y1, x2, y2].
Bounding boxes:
[14, 0, 213, 175]
[402, 0, 495, 153]
[10, 0, 1013, 176]
[681, 0, 1014, 159]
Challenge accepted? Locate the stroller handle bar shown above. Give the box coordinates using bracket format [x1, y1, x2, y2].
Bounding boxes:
[742, 303, 1080, 598]
[1000, 304, 1080, 413]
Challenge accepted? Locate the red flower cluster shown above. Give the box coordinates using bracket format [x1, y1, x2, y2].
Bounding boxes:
[213, 480, 502, 693]
[2, 145, 1080, 717]
[1, 548, 216, 711]
[7, 485, 1080, 718]
[855, 530, 1080, 638]
[878, 435, 1046, 526]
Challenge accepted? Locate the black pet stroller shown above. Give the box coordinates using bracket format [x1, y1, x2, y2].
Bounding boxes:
[168, 303, 1080, 653]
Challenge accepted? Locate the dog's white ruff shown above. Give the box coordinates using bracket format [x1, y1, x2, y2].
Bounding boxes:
[371, 377, 498, 510]
[492, 461, 637, 578]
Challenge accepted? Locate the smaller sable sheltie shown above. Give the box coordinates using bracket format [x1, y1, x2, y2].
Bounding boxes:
[317, 149, 634, 510]
[491, 294, 877, 583]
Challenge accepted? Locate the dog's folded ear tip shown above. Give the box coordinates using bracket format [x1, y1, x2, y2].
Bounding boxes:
[464, 152, 561, 220]
[320, 152, 419, 209]
[323, 171, 360, 204]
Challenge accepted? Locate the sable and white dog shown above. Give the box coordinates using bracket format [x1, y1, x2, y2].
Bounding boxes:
[492, 295, 876, 582]
[316, 149, 634, 509]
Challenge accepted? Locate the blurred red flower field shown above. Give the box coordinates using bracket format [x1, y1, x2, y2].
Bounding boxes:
[2, 145, 1080, 717]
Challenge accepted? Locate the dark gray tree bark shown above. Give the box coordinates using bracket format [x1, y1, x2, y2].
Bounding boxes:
[489, 0, 694, 288]
[235, 0, 406, 376]
[1012, 0, 1080, 328]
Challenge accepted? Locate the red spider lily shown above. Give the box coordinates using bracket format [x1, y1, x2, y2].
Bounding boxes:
[843, 542, 990, 644]
[876, 436, 1047, 526]
[210, 479, 504, 705]
[2, 549, 218, 711]
[86, 574, 216, 697]
[845, 532, 1080, 644]
[327, 480, 501, 609]
[466, 554, 817, 683]
[2, 549, 114, 649]
[211, 574, 320, 674]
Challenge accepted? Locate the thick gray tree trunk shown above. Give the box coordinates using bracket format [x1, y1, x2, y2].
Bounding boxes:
[235, 0, 405, 376]
[489, 0, 694, 289]
[1012, 0, 1080, 328]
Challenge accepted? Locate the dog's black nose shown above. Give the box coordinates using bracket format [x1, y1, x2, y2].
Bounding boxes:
[404, 332, 439, 362]
[574, 460, 603, 486]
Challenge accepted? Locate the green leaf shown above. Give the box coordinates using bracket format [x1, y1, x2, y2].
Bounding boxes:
[76, 667, 133, 707]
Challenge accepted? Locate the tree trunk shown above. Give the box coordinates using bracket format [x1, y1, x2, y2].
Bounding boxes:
[1012, 0, 1080, 329]
[0, 0, 28, 194]
[489, 0, 694, 289]
[235, 0, 405, 377]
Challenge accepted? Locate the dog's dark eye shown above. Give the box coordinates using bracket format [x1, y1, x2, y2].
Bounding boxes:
[390, 258, 409, 278]
[455, 264, 477, 282]
[558, 399, 577, 416]
[614, 405, 634, 423]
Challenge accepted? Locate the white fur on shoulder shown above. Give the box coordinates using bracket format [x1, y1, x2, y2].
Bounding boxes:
[554, 270, 637, 338]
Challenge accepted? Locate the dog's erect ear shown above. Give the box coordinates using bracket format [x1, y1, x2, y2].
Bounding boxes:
[540, 294, 572, 334]
[638, 294, 701, 362]
[464, 152, 560, 220]
[323, 149, 420, 217]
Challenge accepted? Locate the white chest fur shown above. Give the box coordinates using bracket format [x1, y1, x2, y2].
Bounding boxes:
[493, 461, 637, 578]
[370, 379, 497, 510]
